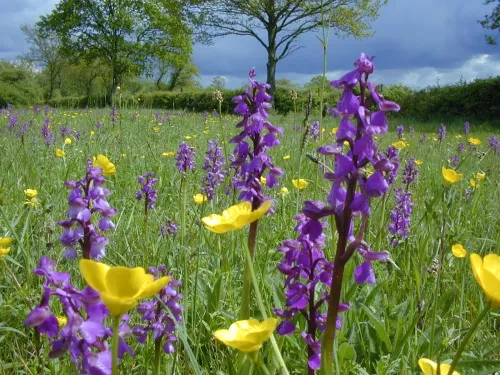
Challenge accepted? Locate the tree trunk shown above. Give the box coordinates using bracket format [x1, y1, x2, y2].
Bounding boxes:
[108, 64, 119, 105]
[266, 16, 278, 105]
[48, 66, 55, 99]
[266, 50, 277, 105]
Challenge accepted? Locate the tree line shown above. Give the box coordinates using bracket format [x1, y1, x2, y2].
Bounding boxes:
[11, 0, 384, 103]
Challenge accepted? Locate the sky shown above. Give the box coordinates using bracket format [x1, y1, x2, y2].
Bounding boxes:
[1, 0, 499, 89]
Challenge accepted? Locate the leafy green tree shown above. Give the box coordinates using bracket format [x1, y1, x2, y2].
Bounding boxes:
[152, 57, 200, 91]
[190, 0, 384, 95]
[304, 74, 329, 90]
[39, 0, 193, 98]
[275, 77, 301, 91]
[20, 24, 66, 99]
[61, 59, 110, 97]
[479, 0, 500, 45]
[209, 76, 227, 89]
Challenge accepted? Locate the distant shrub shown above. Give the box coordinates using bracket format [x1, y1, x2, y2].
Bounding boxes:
[0, 61, 43, 107]
[46, 76, 500, 124]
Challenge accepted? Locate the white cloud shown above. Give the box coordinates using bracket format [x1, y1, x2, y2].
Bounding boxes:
[205, 54, 500, 90]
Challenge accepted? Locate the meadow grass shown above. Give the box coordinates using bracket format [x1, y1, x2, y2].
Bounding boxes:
[0, 107, 499, 374]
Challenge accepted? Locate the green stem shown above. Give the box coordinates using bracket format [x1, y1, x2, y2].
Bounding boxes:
[255, 357, 271, 375]
[153, 338, 162, 375]
[447, 303, 491, 374]
[429, 189, 447, 357]
[242, 233, 290, 375]
[111, 316, 121, 375]
[240, 258, 252, 320]
[240, 221, 258, 319]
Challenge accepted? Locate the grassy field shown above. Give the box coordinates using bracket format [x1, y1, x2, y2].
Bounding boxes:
[0, 105, 499, 375]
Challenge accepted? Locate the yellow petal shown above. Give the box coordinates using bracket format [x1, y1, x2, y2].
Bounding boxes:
[24, 189, 38, 198]
[201, 214, 236, 234]
[0, 237, 13, 248]
[100, 292, 138, 317]
[193, 194, 208, 204]
[79, 259, 110, 294]
[104, 266, 154, 299]
[482, 254, 500, 307]
[451, 244, 467, 258]
[214, 329, 261, 352]
[0, 247, 10, 258]
[418, 358, 461, 375]
[475, 172, 485, 180]
[470, 253, 484, 289]
[136, 276, 171, 299]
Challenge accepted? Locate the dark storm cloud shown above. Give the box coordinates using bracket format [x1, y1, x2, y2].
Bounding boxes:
[194, 0, 499, 86]
[1, 0, 497, 88]
[0, 0, 57, 60]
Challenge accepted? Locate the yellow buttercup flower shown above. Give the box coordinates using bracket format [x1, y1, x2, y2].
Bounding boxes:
[292, 179, 308, 190]
[470, 253, 500, 308]
[283, 155, 291, 160]
[330, 127, 338, 135]
[64, 138, 72, 145]
[24, 189, 38, 199]
[90, 130, 95, 136]
[0, 247, 10, 259]
[24, 197, 41, 208]
[193, 194, 208, 205]
[93, 155, 116, 176]
[260, 176, 267, 185]
[203, 130, 209, 135]
[0, 237, 12, 248]
[432, 137, 438, 142]
[162, 152, 175, 157]
[392, 141, 408, 149]
[152, 127, 160, 132]
[280, 187, 289, 195]
[56, 316, 68, 328]
[214, 318, 278, 353]
[56, 149, 65, 157]
[418, 358, 461, 375]
[468, 137, 481, 145]
[415, 160, 423, 166]
[451, 244, 467, 258]
[442, 167, 463, 187]
[201, 200, 272, 234]
[79, 259, 170, 317]
[469, 179, 480, 189]
[475, 172, 485, 180]
[0, 237, 11, 259]
[185, 136, 192, 140]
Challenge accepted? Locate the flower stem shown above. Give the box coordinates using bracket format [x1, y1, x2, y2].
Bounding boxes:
[153, 338, 162, 375]
[447, 303, 491, 374]
[240, 220, 258, 319]
[256, 356, 271, 375]
[242, 232, 290, 375]
[111, 316, 121, 375]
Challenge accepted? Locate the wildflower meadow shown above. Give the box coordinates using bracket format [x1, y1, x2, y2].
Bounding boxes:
[0, 56, 499, 375]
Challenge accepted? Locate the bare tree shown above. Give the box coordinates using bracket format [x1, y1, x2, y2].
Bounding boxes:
[190, 0, 384, 96]
[20, 24, 66, 99]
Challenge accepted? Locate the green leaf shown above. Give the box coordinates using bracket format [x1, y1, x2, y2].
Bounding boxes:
[359, 303, 393, 352]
